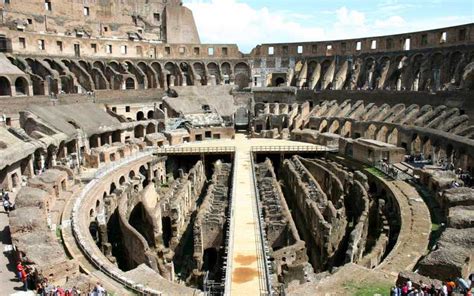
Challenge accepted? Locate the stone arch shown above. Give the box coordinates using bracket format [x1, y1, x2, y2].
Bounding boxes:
[387, 128, 398, 146]
[146, 123, 156, 134]
[376, 125, 389, 142]
[319, 119, 328, 133]
[125, 77, 135, 90]
[147, 110, 154, 119]
[193, 62, 206, 85]
[136, 111, 145, 121]
[422, 136, 433, 159]
[129, 170, 136, 180]
[179, 62, 192, 85]
[129, 202, 155, 247]
[134, 125, 145, 138]
[14, 77, 29, 95]
[340, 121, 352, 138]
[91, 68, 108, 90]
[151, 62, 164, 88]
[207, 62, 220, 85]
[275, 77, 286, 86]
[139, 165, 149, 187]
[164, 62, 180, 87]
[93, 61, 106, 73]
[328, 120, 340, 134]
[221, 62, 232, 75]
[138, 62, 157, 89]
[234, 62, 251, 89]
[366, 124, 377, 139]
[317, 59, 332, 90]
[411, 134, 422, 154]
[119, 176, 126, 185]
[0, 76, 12, 96]
[109, 182, 117, 195]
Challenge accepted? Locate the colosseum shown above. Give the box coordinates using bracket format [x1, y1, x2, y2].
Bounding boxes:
[0, 1, 472, 295]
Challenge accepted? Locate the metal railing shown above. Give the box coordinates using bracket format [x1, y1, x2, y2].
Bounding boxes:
[250, 155, 273, 295]
[223, 152, 239, 295]
[251, 145, 334, 153]
[155, 146, 235, 155]
[374, 162, 412, 181]
[71, 151, 162, 295]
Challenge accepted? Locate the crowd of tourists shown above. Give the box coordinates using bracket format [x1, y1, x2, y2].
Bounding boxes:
[392, 275, 474, 296]
[16, 260, 107, 295]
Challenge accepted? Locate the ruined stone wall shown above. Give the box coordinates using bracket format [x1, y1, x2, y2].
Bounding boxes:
[280, 156, 347, 272]
[0, 0, 198, 46]
[160, 160, 206, 250]
[193, 161, 231, 272]
[255, 159, 312, 286]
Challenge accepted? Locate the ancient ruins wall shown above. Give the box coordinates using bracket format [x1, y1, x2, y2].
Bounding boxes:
[255, 159, 311, 286]
[193, 161, 231, 271]
[281, 156, 347, 272]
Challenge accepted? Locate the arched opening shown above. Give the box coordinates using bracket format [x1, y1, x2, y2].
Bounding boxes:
[162, 216, 172, 248]
[146, 123, 156, 134]
[134, 125, 145, 138]
[341, 121, 352, 138]
[376, 126, 389, 143]
[107, 209, 133, 271]
[387, 128, 398, 146]
[0, 76, 11, 96]
[234, 62, 251, 90]
[109, 182, 117, 195]
[328, 120, 340, 134]
[129, 170, 136, 180]
[139, 165, 149, 187]
[275, 77, 286, 86]
[411, 134, 422, 155]
[14, 77, 28, 95]
[125, 78, 135, 90]
[203, 248, 219, 272]
[147, 110, 154, 119]
[136, 111, 145, 121]
[129, 203, 155, 247]
[119, 176, 126, 185]
[366, 124, 377, 139]
[319, 120, 328, 133]
[11, 172, 19, 188]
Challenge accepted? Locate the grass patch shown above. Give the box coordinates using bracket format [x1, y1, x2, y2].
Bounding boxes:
[344, 281, 392, 296]
[365, 167, 386, 179]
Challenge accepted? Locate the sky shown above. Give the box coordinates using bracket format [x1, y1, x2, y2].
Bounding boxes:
[182, 0, 474, 53]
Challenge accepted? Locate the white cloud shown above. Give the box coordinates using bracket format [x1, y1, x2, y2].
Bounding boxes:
[184, 0, 471, 53]
[374, 16, 407, 29]
[185, 0, 325, 52]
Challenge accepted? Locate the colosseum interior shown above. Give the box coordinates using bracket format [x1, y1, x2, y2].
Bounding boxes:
[0, 1, 473, 295]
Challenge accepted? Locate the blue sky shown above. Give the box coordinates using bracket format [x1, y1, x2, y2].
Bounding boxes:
[183, 0, 473, 53]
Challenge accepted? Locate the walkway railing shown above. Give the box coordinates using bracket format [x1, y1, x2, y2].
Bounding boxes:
[251, 145, 334, 153]
[250, 155, 273, 295]
[154, 146, 235, 155]
[71, 150, 162, 296]
[223, 154, 239, 295]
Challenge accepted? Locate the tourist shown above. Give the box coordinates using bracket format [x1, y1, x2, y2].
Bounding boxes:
[392, 285, 402, 296]
[16, 261, 24, 281]
[91, 282, 106, 296]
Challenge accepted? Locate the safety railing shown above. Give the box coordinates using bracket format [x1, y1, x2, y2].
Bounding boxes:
[223, 152, 239, 295]
[250, 155, 273, 295]
[155, 146, 235, 155]
[251, 145, 334, 153]
[71, 151, 162, 296]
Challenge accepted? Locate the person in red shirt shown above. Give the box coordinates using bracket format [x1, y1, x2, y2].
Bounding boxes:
[20, 269, 27, 291]
[16, 261, 24, 281]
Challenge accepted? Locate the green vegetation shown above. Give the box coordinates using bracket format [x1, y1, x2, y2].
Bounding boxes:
[344, 281, 392, 296]
[365, 167, 387, 179]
